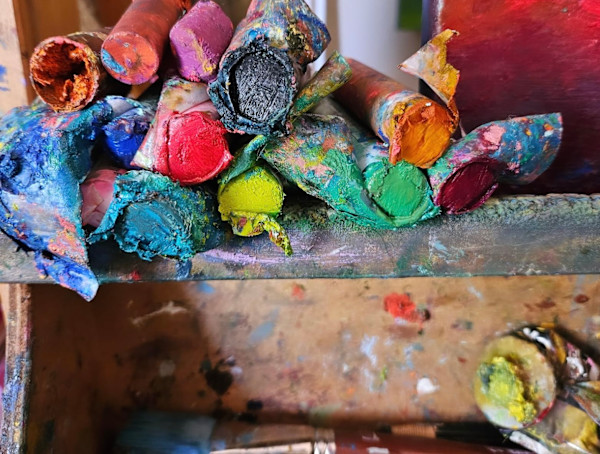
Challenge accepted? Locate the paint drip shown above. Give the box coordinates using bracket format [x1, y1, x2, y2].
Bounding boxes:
[384, 293, 430, 325]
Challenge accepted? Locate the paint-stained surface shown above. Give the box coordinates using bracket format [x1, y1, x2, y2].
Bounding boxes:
[429, 0, 600, 194]
[19, 275, 600, 452]
[0, 194, 597, 284]
[0, 0, 28, 113]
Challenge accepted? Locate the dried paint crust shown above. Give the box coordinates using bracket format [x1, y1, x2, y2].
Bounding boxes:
[88, 171, 224, 261]
[209, 0, 330, 135]
[0, 100, 113, 300]
[30, 31, 127, 112]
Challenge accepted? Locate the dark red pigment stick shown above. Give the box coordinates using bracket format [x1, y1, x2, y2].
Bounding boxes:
[101, 0, 191, 85]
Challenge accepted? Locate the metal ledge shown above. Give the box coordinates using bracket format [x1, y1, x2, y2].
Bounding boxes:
[0, 194, 598, 284]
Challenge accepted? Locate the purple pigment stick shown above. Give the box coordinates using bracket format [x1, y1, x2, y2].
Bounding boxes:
[169, 1, 233, 83]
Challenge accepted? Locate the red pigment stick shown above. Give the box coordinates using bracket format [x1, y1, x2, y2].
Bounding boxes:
[101, 0, 191, 85]
[169, 1, 233, 83]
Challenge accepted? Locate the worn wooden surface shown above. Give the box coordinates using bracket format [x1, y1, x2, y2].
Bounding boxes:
[0, 195, 598, 286]
[18, 276, 600, 452]
[0, 0, 29, 113]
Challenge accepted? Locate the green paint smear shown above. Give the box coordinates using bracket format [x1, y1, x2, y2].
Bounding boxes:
[478, 356, 537, 425]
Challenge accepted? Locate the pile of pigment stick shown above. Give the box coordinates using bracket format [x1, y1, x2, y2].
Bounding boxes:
[0, 0, 563, 300]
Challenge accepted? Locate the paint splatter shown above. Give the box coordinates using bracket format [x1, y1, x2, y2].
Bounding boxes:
[360, 335, 379, 366]
[0, 65, 8, 92]
[451, 319, 473, 330]
[417, 377, 439, 395]
[202, 359, 234, 395]
[248, 309, 279, 345]
[384, 293, 430, 325]
[536, 298, 556, 309]
[291, 283, 305, 300]
[575, 294, 590, 304]
[246, 399, 264, 411]
[197, 282, 215, 294]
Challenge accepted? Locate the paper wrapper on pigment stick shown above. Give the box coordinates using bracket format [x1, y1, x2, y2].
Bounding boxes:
[131, 76, 233, 185]
[261, 114, 395, 229]
[169, 1, 233, 83]
[88, 171, 223, 261]
[101, 0, 191, 85]
[427, 114, 563, 214]
[314, 99, 439, 227]
[208, 0, 330, 136]
[218, 165, 292, 255]
[30, 30, 128, 112]
[100, 96, 157, 169]
[0, 100, 113, 300]
[333, 59, 455, 168]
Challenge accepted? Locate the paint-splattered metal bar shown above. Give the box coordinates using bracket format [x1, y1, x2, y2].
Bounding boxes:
[169, 0, 233, 83]
[315, 99, 439, 227]
[132, 76, 232, 185]
[209, 0, 330, 136]
[428, 114, 563, 214]
[0, 100, 113, 300]
[30, 31, 127, 112]
[88, 170, 223, 261]
[333, 58, 455, 168]
[101, 0, 191, 85]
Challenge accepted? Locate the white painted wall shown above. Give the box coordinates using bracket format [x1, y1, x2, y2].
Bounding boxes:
[324, 0, 421, 90]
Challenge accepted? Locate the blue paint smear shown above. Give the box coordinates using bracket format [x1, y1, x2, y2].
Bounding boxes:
[248, 309, 279, 345]
[196, 282, 215, 294]
[0, 65, 6, 83]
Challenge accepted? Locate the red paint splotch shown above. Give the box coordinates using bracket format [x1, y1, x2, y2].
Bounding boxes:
[291, 283, 305, 300]
[575, 294, 590, 304]
[384, 293, 430, 325]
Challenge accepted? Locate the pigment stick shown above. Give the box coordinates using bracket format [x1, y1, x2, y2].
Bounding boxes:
[169, 0, 233, 83]
[209, 0, 330, 135]
[88, 171, 224, 261]
[218, 165, 292, 255]
[101, 0, 191, 85]
[427, 114, 563, 214]
[333, 59, 455, 168]
[116, 412, 529, 454]
[314, 99, 439, 227]
[0, 100, 113, 300]
[30, 30, 127, 112]
[131, 76, 232, 185]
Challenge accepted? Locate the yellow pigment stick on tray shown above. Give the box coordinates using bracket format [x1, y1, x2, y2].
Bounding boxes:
[218, 165, 292, 256]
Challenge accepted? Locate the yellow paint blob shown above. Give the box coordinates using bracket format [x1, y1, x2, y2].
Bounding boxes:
[478, 356, 537, 425]
[391, 100, 454, 168]
[218, 165, 284, 218]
